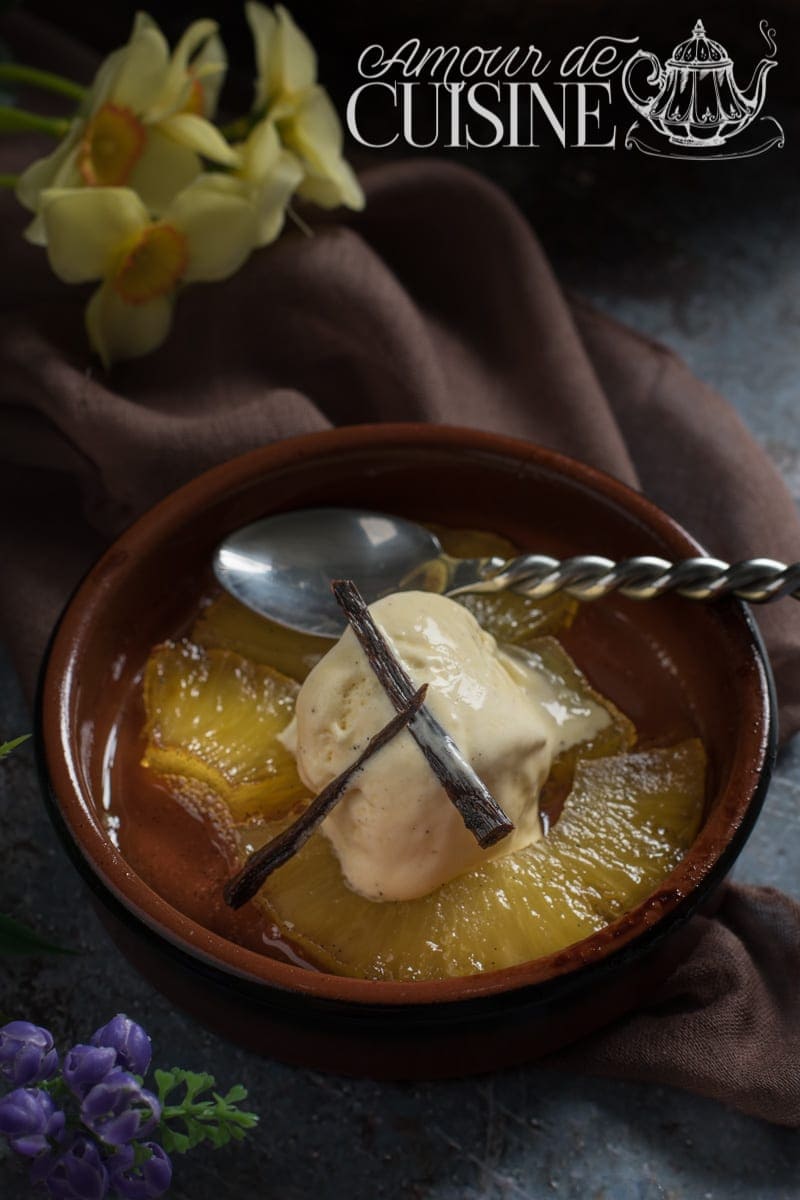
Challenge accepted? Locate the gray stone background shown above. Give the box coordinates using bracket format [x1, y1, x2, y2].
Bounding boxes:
[2, 109, 799, 1200]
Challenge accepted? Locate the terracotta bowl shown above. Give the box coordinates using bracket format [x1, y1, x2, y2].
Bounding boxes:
[36, 425, 775, 1078]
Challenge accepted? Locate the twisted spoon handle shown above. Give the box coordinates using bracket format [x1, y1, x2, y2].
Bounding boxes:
[448, 555, 800, 603]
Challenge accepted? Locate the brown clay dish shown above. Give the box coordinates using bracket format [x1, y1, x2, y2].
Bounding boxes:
[36, 424, 775, 1077]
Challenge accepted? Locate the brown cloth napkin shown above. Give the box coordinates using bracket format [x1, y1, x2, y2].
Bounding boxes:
[2, 10, 800, 1128]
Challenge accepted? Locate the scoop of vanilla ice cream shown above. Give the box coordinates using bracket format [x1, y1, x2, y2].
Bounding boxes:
[281, 591, 610, 901]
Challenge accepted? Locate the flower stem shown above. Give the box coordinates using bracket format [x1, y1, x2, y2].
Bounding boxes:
[0, 105, 70, 137]
[287, 205, 314, 239]
[0, 63, 86, 102]
[0, 173, 19, 188]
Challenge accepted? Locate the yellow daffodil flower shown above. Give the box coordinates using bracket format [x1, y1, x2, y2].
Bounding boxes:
[18, 13, 236, 243]
[40, 180, 259, 367]
[245, 2, 364, 211]
[135, 12, 227, 122]
[230, 116, 304, 245]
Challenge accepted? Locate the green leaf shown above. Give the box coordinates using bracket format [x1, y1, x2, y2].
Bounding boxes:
[154, 1068, 176, 1100]
[132, 1143, 156, 1169]
[0, 912, 73, 956]
[0, 104, 69, 137]
[0, 734, 30, 759]
[161, 1126, 191, 1155]
[157, 1067, 259, 1155]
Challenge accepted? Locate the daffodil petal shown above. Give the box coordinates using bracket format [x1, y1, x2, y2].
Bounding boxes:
[132, 11, 159, 36]
[281, 86, 364, 210]
[228, 135, 302, 243]
[193, 32, 227, 117]
[81, 45, 127, 116]
[24, 138, 87, 245]
[253, 151, 304, 244]
[127, 128, 201, 214]
[246, 1, 278, 111]
[166, 176, 258, 282]
[157, 112, 239, 166]
[40, 187, 149, 283]
[274, 5, 317, 97]
[170, 18, 219, 77]
[110, 25, 170, 112]
[23, 214, 47, 246]
[297, 158, 364, 211]
[239, 115, 281, 180]
[146, 18, 220, 122]
[284, 85, 343, 163]
[15, 121, 83, 214]
[86, 282, 174, 368]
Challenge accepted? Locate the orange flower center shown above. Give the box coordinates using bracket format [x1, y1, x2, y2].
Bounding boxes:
[183, 76, 206, 116]
[112, 224, 188, 305]
[79, 104, 147, 187]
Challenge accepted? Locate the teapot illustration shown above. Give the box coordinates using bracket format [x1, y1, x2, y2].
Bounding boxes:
[622, 18, 777, 147]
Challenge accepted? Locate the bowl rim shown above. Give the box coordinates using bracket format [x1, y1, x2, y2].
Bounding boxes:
[37, 422, 776, 1009]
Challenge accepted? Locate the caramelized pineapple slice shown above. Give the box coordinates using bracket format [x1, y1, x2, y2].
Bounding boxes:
[553, 740, 706, 922]
[524, 636, 636, 813]
[456, 591, 579, 645]
[432, 524, 580, 641]
[523, 636, 635, 757]
[431, 525, 520, 561]
[142, 642, 309, 820]
[255, 740, 706, 980]
[192, 594, 333, 683]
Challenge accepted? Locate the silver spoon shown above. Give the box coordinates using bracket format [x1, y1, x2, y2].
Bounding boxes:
[213, 507, 800, 638]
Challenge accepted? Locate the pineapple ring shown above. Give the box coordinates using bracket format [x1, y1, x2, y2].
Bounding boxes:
[193, 593, 333, 683]
[431, 523, 580, 643]
[522, 636, 636, 814]
[142, 642, 310, 821]
[251, 741, 706, 981]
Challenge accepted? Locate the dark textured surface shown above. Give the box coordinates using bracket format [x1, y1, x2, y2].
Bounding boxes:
[3, 123, 800, 1200]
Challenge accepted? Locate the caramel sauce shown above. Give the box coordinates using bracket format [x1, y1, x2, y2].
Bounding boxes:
[560, 605, 699, 753]
[108, 685, 280, 956]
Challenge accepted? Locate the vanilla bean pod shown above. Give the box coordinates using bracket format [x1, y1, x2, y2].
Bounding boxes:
[224, 684, 428, 909]
[332, 579, 513, 848]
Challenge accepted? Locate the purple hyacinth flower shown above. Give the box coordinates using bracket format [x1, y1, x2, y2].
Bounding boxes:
[0, 1087, 65, 1157]
[0, 1021, 59, 1086]
[108, 1141, 173, 1199]
[81, 1069, 160, 1146]
[91, 1015, 151, 1076]
[63, 1044, 118, 1098]
[43, 1134, 109, 1200]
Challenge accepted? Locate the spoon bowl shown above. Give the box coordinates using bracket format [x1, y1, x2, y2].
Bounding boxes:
[214, 508, 444, 637]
